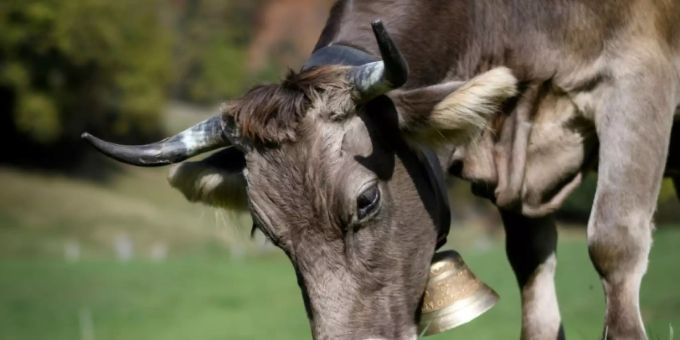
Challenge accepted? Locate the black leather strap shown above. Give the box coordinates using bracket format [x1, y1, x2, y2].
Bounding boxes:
[421, 149, 451, 249]
[303, 44, 378, 69]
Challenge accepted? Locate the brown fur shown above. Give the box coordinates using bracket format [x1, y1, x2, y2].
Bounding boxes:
[168, 68, 511, 339]
[225, 66, 351, 145]
[168, 0, 680, 339]
[318, 1, 680, 339]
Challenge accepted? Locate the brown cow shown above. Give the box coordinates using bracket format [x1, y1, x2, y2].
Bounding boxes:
[84, 1, 680, 339]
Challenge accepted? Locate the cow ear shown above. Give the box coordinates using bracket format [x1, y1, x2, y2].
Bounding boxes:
[390, 67, 517, 146]
[167, 148, 248, 210]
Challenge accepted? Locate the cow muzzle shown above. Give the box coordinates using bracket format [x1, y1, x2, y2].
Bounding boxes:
[418, 250, 498, 336]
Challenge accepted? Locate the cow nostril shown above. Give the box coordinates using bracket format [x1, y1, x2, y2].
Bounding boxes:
[449, 159, 463, 176]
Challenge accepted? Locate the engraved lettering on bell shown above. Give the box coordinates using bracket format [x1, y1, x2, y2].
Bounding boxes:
[418, 250, 499, 336]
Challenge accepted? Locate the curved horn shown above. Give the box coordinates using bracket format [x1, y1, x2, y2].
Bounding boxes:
[351, 20, 409, 100]
[82, 114, 231, 167]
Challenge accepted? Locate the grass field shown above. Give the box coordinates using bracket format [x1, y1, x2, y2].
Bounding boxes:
[0, 165, 678, 339]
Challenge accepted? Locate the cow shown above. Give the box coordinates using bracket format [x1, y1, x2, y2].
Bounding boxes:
[83, 0, 680, 339]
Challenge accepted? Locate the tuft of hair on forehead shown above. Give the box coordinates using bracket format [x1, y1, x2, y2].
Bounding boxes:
[223, 66, 352, 145]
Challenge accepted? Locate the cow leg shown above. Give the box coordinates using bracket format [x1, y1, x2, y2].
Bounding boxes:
[586, 73, 675, 339]
[500, 210, 564, 340]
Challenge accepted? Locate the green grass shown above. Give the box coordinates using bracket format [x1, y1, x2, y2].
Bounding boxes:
[0, 166, 255, 260]
[437, 228, 680, 340]
[0, 258, 307, 340]
[1, 233, 679, 340]
[0, 166, 679, 339]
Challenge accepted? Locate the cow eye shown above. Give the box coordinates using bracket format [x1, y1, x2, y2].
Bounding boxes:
[356, 184, 381, 221]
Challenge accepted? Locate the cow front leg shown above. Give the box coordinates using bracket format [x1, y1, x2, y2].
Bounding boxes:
[586, 71, 675, 339]
[500, 210, 564, 340]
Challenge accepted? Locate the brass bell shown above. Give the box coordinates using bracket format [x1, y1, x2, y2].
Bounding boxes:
[418, 250, 499, 336]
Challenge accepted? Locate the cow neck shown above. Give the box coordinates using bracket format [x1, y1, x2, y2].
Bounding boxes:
[303, 44, 451, 249]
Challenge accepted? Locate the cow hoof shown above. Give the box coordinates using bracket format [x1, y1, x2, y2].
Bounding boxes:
[418, 250, 499, 336]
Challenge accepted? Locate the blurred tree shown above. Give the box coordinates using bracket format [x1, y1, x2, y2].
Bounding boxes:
[0, 0, 329, 168]
[169, 0, 263, 103]
[0, 0, 171, 166]
[557, 174, 597, 223]
[557, 175, 680, 224]
[246, 0, 333, 74]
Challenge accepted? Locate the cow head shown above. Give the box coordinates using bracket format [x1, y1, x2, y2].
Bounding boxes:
[83, 21, 516, 340]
